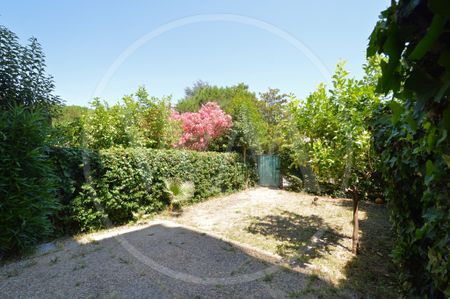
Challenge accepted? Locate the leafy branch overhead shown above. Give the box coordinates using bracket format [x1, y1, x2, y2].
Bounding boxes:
[368, 0, 449, 296]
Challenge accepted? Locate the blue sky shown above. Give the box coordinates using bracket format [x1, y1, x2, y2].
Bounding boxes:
[1, 1, 389, 106]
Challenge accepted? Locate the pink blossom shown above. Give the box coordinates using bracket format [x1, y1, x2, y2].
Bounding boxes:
[171, 102, 232, 150]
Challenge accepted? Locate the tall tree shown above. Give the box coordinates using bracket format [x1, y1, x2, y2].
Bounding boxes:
[258, 88, 290, 153]
[225, 94, 268, 162]
[258, 88, 289, 125]
[283, 58, 382, 195]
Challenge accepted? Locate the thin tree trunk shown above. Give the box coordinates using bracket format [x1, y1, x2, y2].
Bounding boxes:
[243, 146, 247, 164]
[352, 187, 360, 254]
[243, 147, 248, 188]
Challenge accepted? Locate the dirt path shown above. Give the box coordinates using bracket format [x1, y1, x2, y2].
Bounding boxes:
[0, 188, 395, 298]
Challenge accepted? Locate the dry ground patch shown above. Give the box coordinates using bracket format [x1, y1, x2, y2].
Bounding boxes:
[1, 187, 397, 298]
[162, 187, 397, 298]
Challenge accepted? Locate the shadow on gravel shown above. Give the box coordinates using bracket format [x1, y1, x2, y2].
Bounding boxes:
[245, 201, 398, 298]
[246, 211, 347, 260]
[1, 222, 343, 298]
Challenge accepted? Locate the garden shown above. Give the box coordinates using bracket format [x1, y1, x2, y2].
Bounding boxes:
[1, 0, 449, 298]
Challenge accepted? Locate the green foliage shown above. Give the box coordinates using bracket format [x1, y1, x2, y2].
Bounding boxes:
[82, 87, 179, 150]
[282, 58, 383, 197]
[83, 97, 141, 149]
[258, 88, 290, 152]
[52, 105, 89, 147]
[368, 1, 449, 296]
[223, 93, 268, 160]
[164, 179, 195, 210]
[0, 26, 61, 115]
[48, 147, 99, 234]
[136, 87, 180, 149]
[50, 147, 252, 232]
[177, 82, 251, 113]
[0, 106, 59, 258]
[53, 105, 89, 125]
[0, 26, 61, 258]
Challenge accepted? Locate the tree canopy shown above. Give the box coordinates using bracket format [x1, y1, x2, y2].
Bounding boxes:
[281, 58, 383, 196]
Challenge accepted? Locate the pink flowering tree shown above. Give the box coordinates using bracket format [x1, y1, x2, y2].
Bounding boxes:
[171, 102, 232, 150]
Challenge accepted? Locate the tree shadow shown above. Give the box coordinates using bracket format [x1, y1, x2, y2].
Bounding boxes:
[246, 211, 349, 262]
[245, 201, 398, 298]
[340, 201, 397, 298]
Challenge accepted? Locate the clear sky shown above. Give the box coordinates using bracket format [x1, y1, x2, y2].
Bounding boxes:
[1, 1, 389, 106]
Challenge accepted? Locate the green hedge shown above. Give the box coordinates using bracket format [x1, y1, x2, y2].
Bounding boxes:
[51, 147, 252, 232]
[49, 147, 100, 234]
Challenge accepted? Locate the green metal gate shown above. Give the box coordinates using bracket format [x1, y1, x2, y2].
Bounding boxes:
[257, 155, 280, 187]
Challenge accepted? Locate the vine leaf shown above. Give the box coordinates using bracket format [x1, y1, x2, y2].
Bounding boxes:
[409, 15, 447, 60]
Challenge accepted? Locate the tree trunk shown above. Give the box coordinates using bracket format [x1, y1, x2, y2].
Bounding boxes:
[243, 146, 247, 164]
[352, 187, 360, 254]
[243, 146, 248, 188]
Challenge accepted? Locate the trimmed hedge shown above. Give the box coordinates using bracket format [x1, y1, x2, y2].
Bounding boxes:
[51, 147, 253, 232]
[49, 147, 100, 234]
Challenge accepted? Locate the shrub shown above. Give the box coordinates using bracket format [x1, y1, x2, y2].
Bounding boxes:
[50, 147, 253, 232]
[0, 106, 59, 258]
[164, 179, 195, 211]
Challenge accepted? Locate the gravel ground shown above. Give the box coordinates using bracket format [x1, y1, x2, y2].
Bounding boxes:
[0, 187, 393, 298]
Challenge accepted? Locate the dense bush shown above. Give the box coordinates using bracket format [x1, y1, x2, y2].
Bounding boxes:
[51, 147, 252, 232]
[368, 0, 449, 296]
[0, 106, 59, 257]
[57, 87, 180, 150]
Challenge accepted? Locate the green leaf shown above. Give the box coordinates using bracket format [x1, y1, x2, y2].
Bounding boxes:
[383, 29, 401, 60]
[405, 113, 418, 131]
[405, 67, 439, 97]
[409, 15, 447, 60]
[442, 107, 450, 131]
[442, 154, 450, 168]
[389, 101, 404, 124]
[415, 224, 429, 240]
[425, 160, 435, 185]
